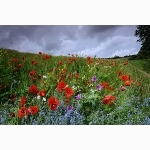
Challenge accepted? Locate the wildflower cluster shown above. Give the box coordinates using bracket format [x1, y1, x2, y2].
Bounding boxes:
[0, 48, 150, 125]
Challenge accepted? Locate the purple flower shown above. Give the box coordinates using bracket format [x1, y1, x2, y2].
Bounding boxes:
[66, 106, 73, 112]
[75, 94, 82, 100]
[96, 84, 103, 90]
[91, 76, 97, 82]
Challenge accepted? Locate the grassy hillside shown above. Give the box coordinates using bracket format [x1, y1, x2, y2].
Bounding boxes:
[0, 48, 150, 125]
[118, 57, 150, 74]
[129, 59, 150, 74]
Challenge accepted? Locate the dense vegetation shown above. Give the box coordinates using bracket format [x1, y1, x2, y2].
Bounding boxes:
[134, 25, 150, 59]
[128, 25, 150, 60]
[0, 48, 150, 124]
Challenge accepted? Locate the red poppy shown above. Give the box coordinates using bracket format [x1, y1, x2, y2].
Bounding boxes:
[14, 67, 19, 71]
[102, 95, 116, 105]
[57, 61, 63, 66]
[20, 96, 27, 107]
[64, 86, 74, 98]
[71, 57, 76, 62]
[18, 64, 23, 67]
[28, 106, 39, 115]
[117, 70, 122, 76]
[29, 70, 36, 77]
[106, 86, 115, 91]
[31, 60, 35, 64]
[17, 107, 29, 118]
[10, 112, 15, 117]
[123, 62, 128, 65]
[33, 61, 38, 65]
[38, 90, 46, 97]
[39, 52, 42, 55]
[119, 75, 130, 81]
[57, 81, 67, 92]
[62, 68, 67, 73]
[100, 61, 104, 64]
[22, 56, 25, 60]
[75, 73, 79, 79]
[87, 59, 92, 64]
[124, 80, 132, 86]
[48, 96, 59, 111]
[87, 56, 91, 60]
[29, 85, 38, 94]
[43, 54, 51, 60]
[101, 82, 109, 88]
[13, 58, 18, 62]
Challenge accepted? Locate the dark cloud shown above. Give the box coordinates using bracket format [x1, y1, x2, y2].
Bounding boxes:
[0, 25, 141, 57]
[0, 25, 78, 47]
[82, 25, 120, 35]
[0, 25, 38, 48]
[79, 25, 121, 40]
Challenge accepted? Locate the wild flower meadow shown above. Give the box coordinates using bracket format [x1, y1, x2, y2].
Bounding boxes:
[0, 48, 150, 125]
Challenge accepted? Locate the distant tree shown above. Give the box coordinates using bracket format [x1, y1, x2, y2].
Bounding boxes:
[128, 55, 138, 60]
[134, 25, 150, 58]
[113, 55, 120, 59]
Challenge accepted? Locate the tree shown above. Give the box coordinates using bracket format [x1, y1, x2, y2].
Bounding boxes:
[134, 25, 150, 58]
[135, 25, 150, 43]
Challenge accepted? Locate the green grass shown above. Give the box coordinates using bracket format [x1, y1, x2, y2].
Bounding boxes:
[128, 59, 150, 74]
[0, 48, 150, 125]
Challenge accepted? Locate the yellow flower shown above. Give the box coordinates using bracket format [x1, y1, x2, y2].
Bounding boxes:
[63, 64, 66, 68]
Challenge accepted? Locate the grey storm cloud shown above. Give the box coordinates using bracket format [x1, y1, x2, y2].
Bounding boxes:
[0, 25, 38, 45]
[0, 25, 141, 58]
[80, 25, 120, 37]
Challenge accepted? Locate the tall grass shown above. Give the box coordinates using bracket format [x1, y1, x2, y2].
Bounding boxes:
[129, 59, 150, 74]
[0, 48, 150, 125]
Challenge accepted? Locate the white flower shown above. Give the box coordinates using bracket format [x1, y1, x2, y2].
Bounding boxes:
[72, 86, 77, 90]
[104, 66, 111, 68]
[37, 95, 41, 100]
[90, 89, 95, 93]
[104, 66, 108, 68]
[43, 97, 46, 101]
[43, 75, 47, 79]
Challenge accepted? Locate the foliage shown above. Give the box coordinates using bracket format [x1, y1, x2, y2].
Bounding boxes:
[129, 59, 150, 74]
[0, 48, 150, 125]
[134, 25, 150, 59]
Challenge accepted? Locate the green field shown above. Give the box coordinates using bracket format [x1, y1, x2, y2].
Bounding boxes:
[0, 48, 150, 125]
[129, 59, 150, 74]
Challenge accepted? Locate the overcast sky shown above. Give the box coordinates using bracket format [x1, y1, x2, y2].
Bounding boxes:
[0, 25, 141, 58]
